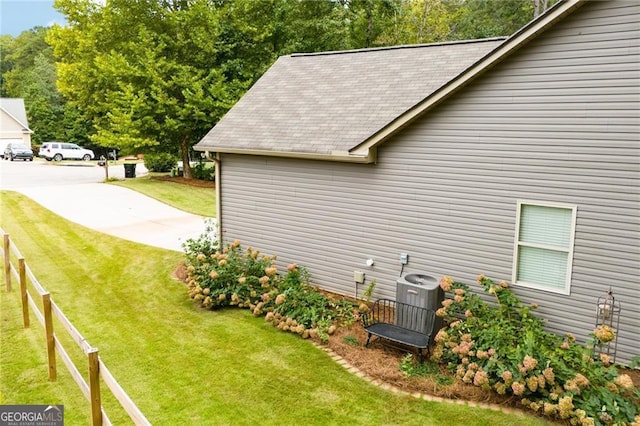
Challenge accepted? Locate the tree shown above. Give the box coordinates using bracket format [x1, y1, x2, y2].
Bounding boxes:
[340, 0, 404, 48]
[49, 0, 237, 177]
[49, 0, 367, 177]
[0, 35, 14, 97]
[20, 53, 65, 142]
[445, 0, 560, 40]
[47, 0, 556, 178]
[383, 0, 451, 45]
[0, 27, 81, 144]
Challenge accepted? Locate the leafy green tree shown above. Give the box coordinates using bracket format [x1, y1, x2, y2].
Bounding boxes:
[446, 0, 560, 40]
[50, 0, 366, 177]
[50, 0, 257, 177]
[47, 0, 555, 178]
[0, 35, 14, 97]
[20, 53, 65, 143]
[340, 0, 405, 47]
[0, 27, 82, 144]
[1, 28, 51, 96]
[382, 0, 452, 44]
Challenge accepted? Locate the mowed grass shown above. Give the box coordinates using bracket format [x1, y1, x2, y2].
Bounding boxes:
[109, 173, 215, 217]
[0, 191, 551, 425]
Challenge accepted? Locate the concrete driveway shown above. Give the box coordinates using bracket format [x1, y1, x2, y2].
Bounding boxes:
[0, 160, 212, 252]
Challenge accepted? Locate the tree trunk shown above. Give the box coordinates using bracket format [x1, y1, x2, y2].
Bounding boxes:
[534, 0, 549, 18]
[180, 134, 192, 179]
[366, 0, 374, 47]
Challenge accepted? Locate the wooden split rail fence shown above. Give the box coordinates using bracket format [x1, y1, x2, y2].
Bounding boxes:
[1, 230, 151, 425]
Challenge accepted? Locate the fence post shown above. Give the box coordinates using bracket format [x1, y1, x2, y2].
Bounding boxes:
[42, 293, 57, 380]
[19, 258, 29, 328]
[88, 349, 102, 426]
[3, 234, 10, 292]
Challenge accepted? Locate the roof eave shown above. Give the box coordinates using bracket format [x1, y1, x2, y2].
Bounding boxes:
[350, 0, 585, 155]
[194, 145, 377, 164]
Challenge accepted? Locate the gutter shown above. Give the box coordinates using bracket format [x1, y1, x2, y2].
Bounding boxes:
[196, 146, 377, 164]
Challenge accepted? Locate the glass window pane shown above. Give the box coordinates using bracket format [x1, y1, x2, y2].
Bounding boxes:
[520, 204, 572, 248]
[517, 245, 568, 290]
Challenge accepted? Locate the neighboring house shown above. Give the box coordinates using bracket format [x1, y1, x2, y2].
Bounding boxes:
[0, 98, 33, 156]
[196, 0, 639, 364]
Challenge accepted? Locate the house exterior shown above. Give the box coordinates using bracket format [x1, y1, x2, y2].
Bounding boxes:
[0, 98, 33, 155]
[196, 0, 639, 364]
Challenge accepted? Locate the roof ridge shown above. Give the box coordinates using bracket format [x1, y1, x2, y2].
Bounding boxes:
[290, 37, 507, 58]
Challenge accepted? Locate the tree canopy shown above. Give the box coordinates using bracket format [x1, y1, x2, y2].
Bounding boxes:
[2, 0, 558, 177]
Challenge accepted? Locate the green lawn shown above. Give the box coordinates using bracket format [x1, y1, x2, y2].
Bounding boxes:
[0, 191, 550, 425]
[109, 173, 216, 217]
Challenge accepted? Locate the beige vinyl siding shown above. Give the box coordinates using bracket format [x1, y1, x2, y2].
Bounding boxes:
[219, 1, 639, 363]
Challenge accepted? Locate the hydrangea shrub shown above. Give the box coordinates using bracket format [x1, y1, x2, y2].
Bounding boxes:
[433, 275, 639, 425]
[183, 239, 356, 341]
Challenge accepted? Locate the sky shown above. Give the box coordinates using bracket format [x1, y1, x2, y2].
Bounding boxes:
[0, 0, 66, 37]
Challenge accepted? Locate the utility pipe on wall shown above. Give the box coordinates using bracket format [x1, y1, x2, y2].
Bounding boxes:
[205, 151, 223, 246]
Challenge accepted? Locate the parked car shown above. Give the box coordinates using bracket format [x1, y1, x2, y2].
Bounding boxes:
[3, 143, 34, 161]
[39, 142, 95, 161]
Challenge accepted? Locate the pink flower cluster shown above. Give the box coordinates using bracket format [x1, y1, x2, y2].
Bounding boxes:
[259, 275, 270, 285]
[501, 370, 513, 385]
[435, 308, 447, 318]
[599, 353, 612, 366]
[511, 382, 525, 396]
[439, 276, 454, 292]
[473, 370, 489, 387]
[614, 374, 634, 390]
[518, 355, 538, 374]
[542, 367, 555, 384]
[453, 340, 474, 357]
[557, 395, 574, 419]
[434, 329, 448, 343]
[563, 373, 590, 394]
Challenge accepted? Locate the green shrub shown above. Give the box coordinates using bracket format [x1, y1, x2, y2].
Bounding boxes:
[181, 219, 218, 258]
[433, 275, 639, 425]
[183, 238, 357, 342]
[143, 153, 177, 172]
[191, 162, 215, 181]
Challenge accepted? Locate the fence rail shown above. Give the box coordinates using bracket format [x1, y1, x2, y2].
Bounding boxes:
[1, 229, 150, 425]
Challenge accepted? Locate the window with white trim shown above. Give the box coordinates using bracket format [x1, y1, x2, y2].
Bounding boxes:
[513, 201, 577, 295]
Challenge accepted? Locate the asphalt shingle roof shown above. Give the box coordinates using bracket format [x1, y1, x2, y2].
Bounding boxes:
[196, 39, 504, 157]
[0, 98, 30, 128]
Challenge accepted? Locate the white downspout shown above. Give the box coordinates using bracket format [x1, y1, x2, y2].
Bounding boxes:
[206, 151, 223, 246]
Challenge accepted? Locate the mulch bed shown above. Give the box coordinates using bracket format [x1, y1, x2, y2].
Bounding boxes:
[325, 321, 518, 404]
[173, 245, 640, 422]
